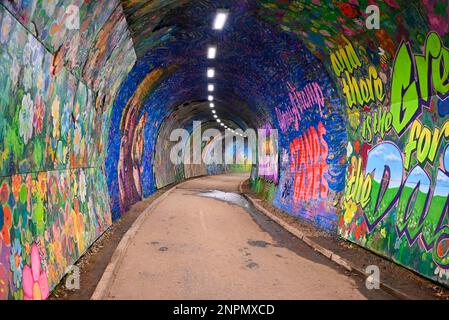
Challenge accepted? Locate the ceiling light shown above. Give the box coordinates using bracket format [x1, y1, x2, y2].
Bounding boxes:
[220, 123, 224, 126]
[216, 119, 221, 123]
[208, 95, 214, 101]
[214, 115, 217, 118]
[208, 84, 214, 92]
[212, 110, 216, 114]
[213, 10, 229, 30]
[210, 103, 214, 108]
[207, 68, 215, 78]
[207, 46, 217, 59]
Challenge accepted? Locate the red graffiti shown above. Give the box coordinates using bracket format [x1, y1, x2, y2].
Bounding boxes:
[290, 122, 329, 202]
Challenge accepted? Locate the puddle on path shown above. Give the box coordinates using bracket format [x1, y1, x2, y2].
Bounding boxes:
[198, 190, 251, 209]
[196, 189, 394, 299]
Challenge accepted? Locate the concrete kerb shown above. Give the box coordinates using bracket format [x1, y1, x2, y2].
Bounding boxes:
[91, 181, 185, 300]
[238, 180, 413, 300]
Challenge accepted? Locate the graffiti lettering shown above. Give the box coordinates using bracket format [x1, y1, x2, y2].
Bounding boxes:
[361, 142, 449, 268]
[345, 155, 372, 208]
[275, 82, 325, 133]
[290, 122, 328, 202]
[391, 32, 449, 136]
[330, 35, 362, 77]
[404, 120, 449, 170]
[331, 35, 385, 109]
[341, 65, 385, 109]
[362, 108, 393, 143]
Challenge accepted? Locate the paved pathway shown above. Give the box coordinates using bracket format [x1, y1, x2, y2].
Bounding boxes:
[104, 173, 392, 300]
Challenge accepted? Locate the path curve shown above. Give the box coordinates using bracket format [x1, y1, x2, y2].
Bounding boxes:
[97, 173, 392, 300]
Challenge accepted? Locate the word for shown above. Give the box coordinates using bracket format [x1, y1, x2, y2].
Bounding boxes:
[391, 32, 449, 136]
[404, 119, 449, 170]
[290, 122, 329, 202]
[275, 82, 325, 133]
[362, 107, 393, 143]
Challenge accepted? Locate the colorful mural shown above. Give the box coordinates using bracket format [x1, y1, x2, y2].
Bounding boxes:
[339, 31, 449, 286]
[2, 0, 449, 299]
[0, 1, 135, 299]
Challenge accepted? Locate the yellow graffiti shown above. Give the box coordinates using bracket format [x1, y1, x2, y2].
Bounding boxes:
[344, 155, 372, 208]
[341, 65, 385, 109]
[330, 35, 385, 109]
[404, 119, 449, 170]
[330, 35, 362, 77]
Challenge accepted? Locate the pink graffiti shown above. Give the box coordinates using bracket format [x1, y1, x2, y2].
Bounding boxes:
[276, 82, 325, 133]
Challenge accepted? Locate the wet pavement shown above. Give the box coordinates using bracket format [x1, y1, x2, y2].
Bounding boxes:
[103, 173, 394, 300]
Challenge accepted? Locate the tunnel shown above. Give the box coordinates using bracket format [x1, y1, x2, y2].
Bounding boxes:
[0, 0, 449, 300]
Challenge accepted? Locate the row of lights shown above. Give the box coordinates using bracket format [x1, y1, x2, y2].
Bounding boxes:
[206, 10, 245, 137]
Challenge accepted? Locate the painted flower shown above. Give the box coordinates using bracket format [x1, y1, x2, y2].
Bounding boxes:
[10, 58, 20, 88]
[347, 108, 360, 129]
[19, 93, 35, 144]
[22, 243, 49, 300]
[0, 205, 12, 246]
[11, 175, 22, 201]
[33, 95, 45, 135]
[51, 97, 60, 139]
[0, 181, 9, 204]
[0, 13, 12, 44]
[9, 238, 22, 287]
[22, 66, 33, 92]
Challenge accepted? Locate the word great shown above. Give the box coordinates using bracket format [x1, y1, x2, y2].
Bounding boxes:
[391, 32, 449, 136]
[290, 122, 329, 202]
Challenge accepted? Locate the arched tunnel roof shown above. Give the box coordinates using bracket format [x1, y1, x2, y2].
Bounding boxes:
[1, 0, 449, 299]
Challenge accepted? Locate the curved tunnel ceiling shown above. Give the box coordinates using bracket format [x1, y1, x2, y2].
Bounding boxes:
[107, 0, 346, 217]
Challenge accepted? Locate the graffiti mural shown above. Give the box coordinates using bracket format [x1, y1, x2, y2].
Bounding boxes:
[340, 31, 449, 285]
[290, 122, 329, 203]
[2, 0, 449, 298]
[0, 2, 134, 299]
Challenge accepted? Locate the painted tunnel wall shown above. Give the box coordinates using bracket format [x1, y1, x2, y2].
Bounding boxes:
[2, 0, 449, 299]
[0, 1, 136, 299]
[253, 0, 449, 286]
